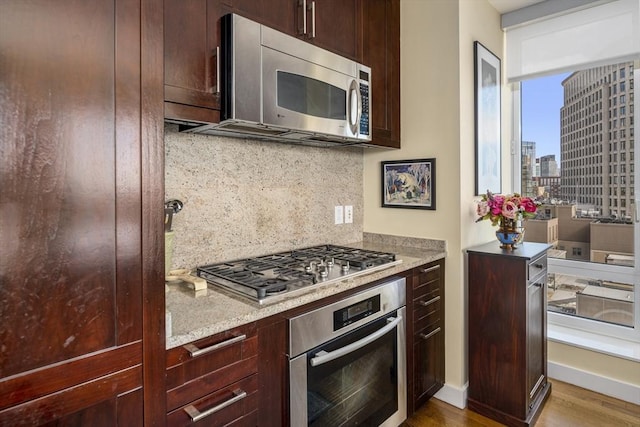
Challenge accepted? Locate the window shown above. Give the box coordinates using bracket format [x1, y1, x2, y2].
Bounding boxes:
[506, 0, 640, 345]
[519, 64, 639, 342]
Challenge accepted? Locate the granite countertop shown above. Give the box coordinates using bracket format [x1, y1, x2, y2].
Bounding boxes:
[165, 234, 447, 349]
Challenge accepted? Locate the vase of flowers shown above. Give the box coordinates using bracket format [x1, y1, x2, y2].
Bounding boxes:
[476, 191, 538, 250]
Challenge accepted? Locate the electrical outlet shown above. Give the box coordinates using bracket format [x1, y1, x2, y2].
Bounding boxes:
[344, 205, 353, 223]
[334, 205, 344, 224]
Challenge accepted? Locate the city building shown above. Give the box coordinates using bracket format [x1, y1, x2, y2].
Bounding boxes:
[540, 154, 559, 177]
[525, 203, 633, 263]
[521, 140, 537, 197]
[560, 62, 635, 218]
[524, 204, 634, 327]
[534, 175, 562, 199]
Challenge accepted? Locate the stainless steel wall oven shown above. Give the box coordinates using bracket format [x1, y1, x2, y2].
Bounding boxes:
[288, 277, 407, 426]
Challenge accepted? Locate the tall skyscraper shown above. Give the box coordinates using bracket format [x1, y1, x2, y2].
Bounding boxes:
[560, 62, 635, 218]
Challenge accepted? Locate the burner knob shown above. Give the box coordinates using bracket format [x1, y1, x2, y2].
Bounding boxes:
[326, 257, 335, 268]
[318, 266, 328, 278]
[341, 262, 350, 273]
[305, 262, 316, 273]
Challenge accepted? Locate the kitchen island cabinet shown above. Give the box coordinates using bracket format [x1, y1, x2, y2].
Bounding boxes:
[467, 242, 551, 427]
[0, 0, 165, 425]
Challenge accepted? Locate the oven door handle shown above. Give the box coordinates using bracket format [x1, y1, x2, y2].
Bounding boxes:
[310, 316, 402, 367]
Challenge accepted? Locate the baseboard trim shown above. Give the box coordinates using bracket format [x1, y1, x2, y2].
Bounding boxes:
[432, 362, 639, 409]
[433, 382, 468, 409]
[548, 361, 640, 405]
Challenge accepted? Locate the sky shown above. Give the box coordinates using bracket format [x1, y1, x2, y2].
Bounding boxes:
[521, 72, 571, 161]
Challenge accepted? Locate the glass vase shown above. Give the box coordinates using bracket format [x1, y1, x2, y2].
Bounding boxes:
[496, 217, 525, 250]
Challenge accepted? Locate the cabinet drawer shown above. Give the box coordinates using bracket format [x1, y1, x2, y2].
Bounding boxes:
[414, 262, 442, 286]
[413, 300, 441, 334]
[167, 325, 258, 390]
[412, 288, 441, 315]
[167, 356, 258, 412]
[528, 255, 547, 282]
[167, 374, 259, 427]
[413, 322, 442, 349]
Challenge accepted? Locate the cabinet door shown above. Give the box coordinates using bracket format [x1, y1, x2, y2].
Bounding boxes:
[527, 277, 546, 411]
[164, 0, 223, 123]
[362, 0, 400, 148]
[301, 0, 362, 61]
[413, 325, 444, 406]
[230, 0, 295, 35]
[0, 0, 163, 424]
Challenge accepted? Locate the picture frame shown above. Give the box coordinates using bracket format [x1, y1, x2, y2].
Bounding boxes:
[381, 158, 436, 210]
[474, 41, 501, 195]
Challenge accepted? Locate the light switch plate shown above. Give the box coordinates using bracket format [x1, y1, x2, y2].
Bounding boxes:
[335, 205, 344, 224]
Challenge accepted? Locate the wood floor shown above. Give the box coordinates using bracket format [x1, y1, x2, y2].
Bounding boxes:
[403, 379, 640, 427]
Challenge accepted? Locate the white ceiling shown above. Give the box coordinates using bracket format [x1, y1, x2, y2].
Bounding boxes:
[488, 0, 546, 13]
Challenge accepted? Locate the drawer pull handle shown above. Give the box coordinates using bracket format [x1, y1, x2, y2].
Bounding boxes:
[533, 263, 544, 269]
[533, 282, 543, 288]
[184, 334, 246, 357]
[184, 389, 247, 422]
[420, 265, 440, 274]
[419, 295, 440, 306]
[419, 327, 441, 340]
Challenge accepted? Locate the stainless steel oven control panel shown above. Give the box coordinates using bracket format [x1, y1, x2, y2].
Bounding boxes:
[333, 294, 380, 331]
[288, 276, 406, 358]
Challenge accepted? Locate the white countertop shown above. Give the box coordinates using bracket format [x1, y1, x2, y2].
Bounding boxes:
[165, 239, 446, 349]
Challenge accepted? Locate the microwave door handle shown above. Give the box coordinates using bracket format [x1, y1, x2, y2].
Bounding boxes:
[309, 316, 402, 367]
[348, 80, 361, 137]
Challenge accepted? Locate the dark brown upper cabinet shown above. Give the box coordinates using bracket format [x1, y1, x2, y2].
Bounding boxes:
[164, 0, 399, 148]
[363, 0, 400, 149]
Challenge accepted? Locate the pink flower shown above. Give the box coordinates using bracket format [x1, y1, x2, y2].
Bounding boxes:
[501, 201, 518, 219]
[477, 201, 489, 216]
[476, 191, 538, 224]
[489, 196, 504, 215]
[520, 198, 537, 213]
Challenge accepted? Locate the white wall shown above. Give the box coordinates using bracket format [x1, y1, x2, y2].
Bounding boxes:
[366, 0, 640, 406]
[364, 0, 505, 398]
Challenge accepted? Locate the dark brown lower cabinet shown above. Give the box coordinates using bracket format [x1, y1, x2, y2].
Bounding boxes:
[407, 259, 445, 415]
[467, 242, 551, 427]
[166, 323, 259, 426]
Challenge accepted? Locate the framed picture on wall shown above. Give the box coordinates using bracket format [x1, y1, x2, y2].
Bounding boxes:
[474, 41, 501, 195]
[381, 158, 436, 210]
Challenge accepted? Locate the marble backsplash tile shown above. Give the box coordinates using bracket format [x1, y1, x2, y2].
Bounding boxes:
[165, 125, 364, 270]
[363, 232, 447, 252]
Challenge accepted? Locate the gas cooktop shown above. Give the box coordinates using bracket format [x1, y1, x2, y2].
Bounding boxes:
[197, 245, 402, 304]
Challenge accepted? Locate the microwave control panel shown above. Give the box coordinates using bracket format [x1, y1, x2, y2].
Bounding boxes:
[359, 69, 370, 136]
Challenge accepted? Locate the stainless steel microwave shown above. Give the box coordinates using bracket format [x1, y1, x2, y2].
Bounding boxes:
[186, 13, 372, 147]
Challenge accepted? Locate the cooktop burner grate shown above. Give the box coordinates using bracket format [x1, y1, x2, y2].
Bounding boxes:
[197, 245, 399, 304]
